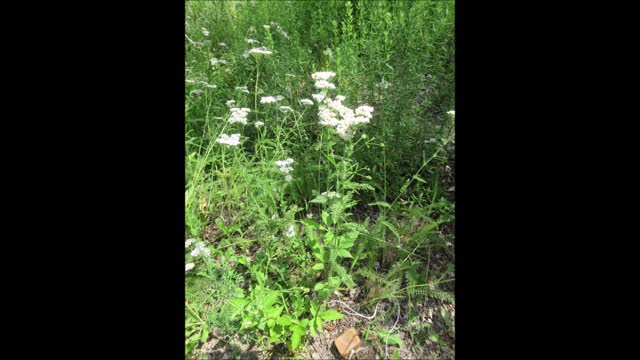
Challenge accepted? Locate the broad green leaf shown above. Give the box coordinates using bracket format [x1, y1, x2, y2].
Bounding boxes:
[276, 316, 292, 326]
[325, 231, 335, 244]
[312, 263, 325, 270]
[254, 271, 266, 286]
[338, 232, 358, 248]
[319, 309, 344, 321]
[262, 291, 279, 309]
[310, 195, 328, 204]
[428, 331, 441, 343]
[337, 249, 353, 258]
[290, 325, 306, 349]
[264, 305, 283, 319]
[301, 219, 322, 229]
[200, 322, 209, 343]
[386, 333, 402, 347]
[314, 283, 326, 291]
[321, 211, 330, 226]
[227, 298, 249, 317]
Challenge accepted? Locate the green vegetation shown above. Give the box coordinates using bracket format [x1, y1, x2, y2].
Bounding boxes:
[185, 1, 455, 358]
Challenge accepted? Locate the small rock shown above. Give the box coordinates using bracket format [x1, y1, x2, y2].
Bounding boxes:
[334, 328, 361, 359]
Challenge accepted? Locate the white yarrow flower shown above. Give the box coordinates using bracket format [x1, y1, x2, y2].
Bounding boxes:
[244, 38, 259, 44]
[275, 158, 294, 175]
[202, 28, 209, 36]
[255, 121, 264, 127]
[275, 95, 284, 101]
[249, 47, 272, 55]
[185, 263, 195, 272]
[225, 99, 236, 107]
[311, 71, 336, 80]
[279, 106, 293, 112]
[285, 175, 293, 182]
[215, 133, 241, 147]
[261, 96, 277, 103]
[311, 93, 325, 102]
[447, 110, 455, 117]
[218, 42, 227, 47]
[300, 99, 314, 105]
[190, 242, 211, 257]
[185, 239, 196, 248]
[321, 191, 341, 199]
[235, 86, 250, 94]
[285, 224, 295, 238]
[263, 24, 271, 29]
[314, 80, 336, 89]
[228, 107, 251, 125]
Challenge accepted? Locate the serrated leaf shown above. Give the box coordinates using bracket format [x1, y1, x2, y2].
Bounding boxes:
[319, 309, 344, 321]
[337, 248, 353, 258]
[368, 201, 391, 208]
[338, 232, 357, 248]
[312, 263, 325, 270]
[381, 220, 400, 240]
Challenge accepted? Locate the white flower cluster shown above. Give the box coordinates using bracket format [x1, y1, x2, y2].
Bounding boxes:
[260, 96, 278, 103]
[285, 224, 295, 238]
[245, 38, 259, 44]
[210, 58, 227, 66]
[310, 71, 373, 140]
[185, 263, 195, 272]
[275, 158, 294, 173]
[190, 242, 211, 257]
[311, 72, 336, 81]
[300, 99, 314, 106]
[255, 121, 264, 127]
[268, 21, 290, 40]
[321, 191, 341, 199]
[279, 106, 293, 112]
[202, 28, 209, 37]
[263, 24, 271, 30]
[447, 110, 455, 117]
[185, 238, 196, 248]
[218, 42, 227, 47]
[225, 99, 236, 107]
[235, 86, 250, 94]
[228, 107, 251, 125]
[314, 80, 336, 89]
[215, 133, 241, 147]
[249, 47, 272, 55]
